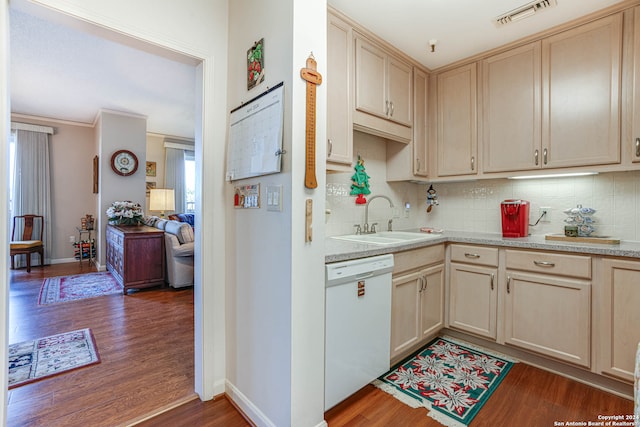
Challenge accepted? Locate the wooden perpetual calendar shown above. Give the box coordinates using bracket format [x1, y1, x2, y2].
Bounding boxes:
[300, 53, 322, 189]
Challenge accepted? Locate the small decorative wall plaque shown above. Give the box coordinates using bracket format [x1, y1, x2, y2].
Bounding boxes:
[247, 38, 265, 90]
[146, 161, 156, 177]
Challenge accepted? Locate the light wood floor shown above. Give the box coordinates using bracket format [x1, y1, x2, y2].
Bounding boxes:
[9, 263, 633, 426]
[8, 262, 197, 426]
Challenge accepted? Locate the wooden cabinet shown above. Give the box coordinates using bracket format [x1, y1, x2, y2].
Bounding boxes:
[353, 34, 412, 142]
[327, 13, 353, 170]
[437, 63, 477, 177]
[387, 67, 429, 181]
[390, 245, 444, 361]
[482, 42, 541, 173]
[504, 250, 591, 367]
[541, 14, 622, 168]
[448, 245, 498, 339]
[598, 258, 640, 382]
[106, 224, 165, 293]
[632, 7, 640, 164]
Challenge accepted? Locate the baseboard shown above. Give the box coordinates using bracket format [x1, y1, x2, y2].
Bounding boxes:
[121, 393, 199, 426]
[50, 257, 77, 264]
[225, 380, 276, 427]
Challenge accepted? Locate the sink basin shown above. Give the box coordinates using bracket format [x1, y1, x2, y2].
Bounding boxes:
[331, 231, 442, 245]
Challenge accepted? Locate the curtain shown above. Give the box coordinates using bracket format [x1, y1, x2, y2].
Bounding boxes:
[12, 129, 53, 266]
[164, 147, 185, 213]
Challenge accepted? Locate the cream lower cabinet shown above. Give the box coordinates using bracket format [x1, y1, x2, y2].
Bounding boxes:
[390, 245, 444, 361]
[448, 245, 498, 340]
[598, 258, 640, 382]
[504, 250, 591, 368]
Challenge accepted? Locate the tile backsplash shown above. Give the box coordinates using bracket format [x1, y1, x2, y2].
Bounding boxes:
[326, 132, 640, 241]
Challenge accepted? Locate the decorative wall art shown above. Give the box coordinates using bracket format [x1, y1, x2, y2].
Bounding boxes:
[146, 161, 156, 177]
[146, 181, 156, 196]
[247, 38, 265, 90]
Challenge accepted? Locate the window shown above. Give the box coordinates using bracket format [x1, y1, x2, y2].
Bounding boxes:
[184, 150, 195, 213]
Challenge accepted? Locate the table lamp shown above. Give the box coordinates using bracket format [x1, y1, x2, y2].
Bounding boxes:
[149, 188, 175, 218]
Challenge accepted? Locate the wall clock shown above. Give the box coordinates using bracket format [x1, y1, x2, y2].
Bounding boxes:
[110, 149, 139, 176]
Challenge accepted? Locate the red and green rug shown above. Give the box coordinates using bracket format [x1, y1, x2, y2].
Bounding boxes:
[38, 272, 123, 305]
[374, 336, 515, 427]
[8, 328, 101, 389]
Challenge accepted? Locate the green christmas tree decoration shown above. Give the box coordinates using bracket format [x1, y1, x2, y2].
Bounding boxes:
[350, 156, 371, 204]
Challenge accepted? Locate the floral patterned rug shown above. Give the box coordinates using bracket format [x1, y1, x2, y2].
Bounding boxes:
[8, 329, 101, 389]
[38, 272, 123, 305]
[374, 336, 515, 427]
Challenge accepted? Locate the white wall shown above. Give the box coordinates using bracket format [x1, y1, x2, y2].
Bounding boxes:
[226, 0, 326, 426]
[4, 0, 230, 407]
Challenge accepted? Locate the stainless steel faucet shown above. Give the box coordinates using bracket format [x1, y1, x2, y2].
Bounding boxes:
[363, 195, 394, 234]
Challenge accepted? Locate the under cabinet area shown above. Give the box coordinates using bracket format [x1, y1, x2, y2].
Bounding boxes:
[504, 250, 591, 368]
[598, 258, 640, 382]
[448, 245, 498, 340]
[390, 245, 444, 362]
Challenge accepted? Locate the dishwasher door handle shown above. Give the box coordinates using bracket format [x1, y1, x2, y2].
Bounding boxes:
[354, 272, 375, 281]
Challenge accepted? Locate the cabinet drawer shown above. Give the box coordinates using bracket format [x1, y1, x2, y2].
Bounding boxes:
[393, 245, 444, 274]
[450, 244, 498, 267]
[505, 249, 591, 279]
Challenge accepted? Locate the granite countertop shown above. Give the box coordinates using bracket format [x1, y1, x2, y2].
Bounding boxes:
[325, 230, 640, 263]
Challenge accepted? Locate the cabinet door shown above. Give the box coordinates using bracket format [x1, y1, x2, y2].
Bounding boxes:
[419, 264, 444, 340]
[355, 36, 387, 119]
[448, 262, 497, 339]
[482, 42, 541, 173]
[599, 259, 640, 382]
[504, 272, 591, 367]
[437, 63, 478, 177]
[542, 14, 622, 168]
[387, 56, 412, 127]
[327, 13, 353, 168]
[391, 270, 422, 359]
[633, 7, 640, 164]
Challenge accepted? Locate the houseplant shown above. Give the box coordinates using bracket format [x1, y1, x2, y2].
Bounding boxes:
[106, 201, 144, 226]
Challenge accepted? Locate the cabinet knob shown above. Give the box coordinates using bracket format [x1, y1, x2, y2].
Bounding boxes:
[506, 276, 511, 293]
[390, 101, 395, 117]
[534, 260, 555, 268]
[543, 148, 548, 165]
[327, 139, 333, 157]
[385, 100, 390, 116]
[534, 149, 539, 166]
[471, 156, 475, 171]
[636, 138, 640, 158]
[490, 273, 495, 290]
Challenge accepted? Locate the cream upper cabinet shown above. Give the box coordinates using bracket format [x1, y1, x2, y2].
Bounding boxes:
[598, 258, 640, 382]
[504, 250, 591, 368]
[326, 13, 354, 170]
[354, 34, 413, 142]
[633, 7, 640, 164]
[437, 63, 478, 177]
[482, 42, 541, 173]
[387, 67, 429, 181]
[541, 13, 622, 168]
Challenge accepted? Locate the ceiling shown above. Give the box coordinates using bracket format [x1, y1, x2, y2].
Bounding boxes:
[9, 0, 629, 140]
[328, 0, 627, 69]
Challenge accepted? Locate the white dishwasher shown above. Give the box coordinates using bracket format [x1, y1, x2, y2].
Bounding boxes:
[325, 254, 394, 410]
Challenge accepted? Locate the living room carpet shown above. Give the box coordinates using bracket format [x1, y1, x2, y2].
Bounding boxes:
[8, 328, 100, 389]
[38, 272, 123, 305]
[374, 336, 515, 427]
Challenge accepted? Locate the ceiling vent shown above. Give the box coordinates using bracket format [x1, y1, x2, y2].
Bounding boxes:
[495, 0, 557, 27]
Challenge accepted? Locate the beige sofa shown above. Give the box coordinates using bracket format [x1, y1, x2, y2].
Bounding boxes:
[144, 216, 194, 288]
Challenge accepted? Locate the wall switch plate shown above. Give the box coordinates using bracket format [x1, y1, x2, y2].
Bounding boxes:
[266, 184, 283, 212]
[69, 235, 75, 243]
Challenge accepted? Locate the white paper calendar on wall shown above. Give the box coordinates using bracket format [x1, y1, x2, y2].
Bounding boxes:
[225, 82, 284, 182]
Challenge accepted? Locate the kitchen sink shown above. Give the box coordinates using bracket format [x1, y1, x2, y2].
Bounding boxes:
[331, 231, 442, 245]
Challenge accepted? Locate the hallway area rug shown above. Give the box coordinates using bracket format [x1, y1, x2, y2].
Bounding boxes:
[8, 328, 101, 389]
[38, 272, 123, 305]
[373, 336, 515, 427]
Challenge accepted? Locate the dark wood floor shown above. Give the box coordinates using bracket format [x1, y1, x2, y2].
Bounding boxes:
[10, 263, 632, 426]
[8, 262, 198, 426]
